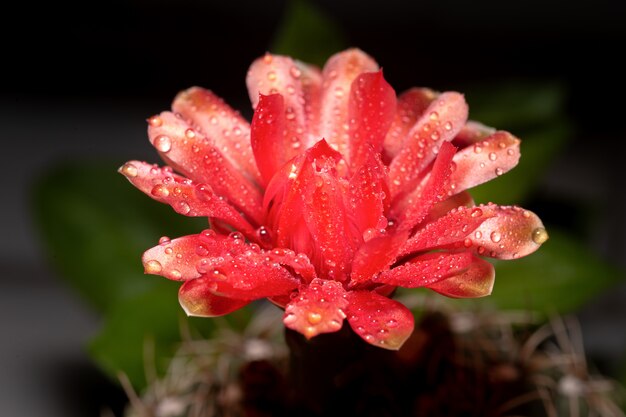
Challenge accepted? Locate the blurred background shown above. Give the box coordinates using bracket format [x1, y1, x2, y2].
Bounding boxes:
[2, 0, 625, 416]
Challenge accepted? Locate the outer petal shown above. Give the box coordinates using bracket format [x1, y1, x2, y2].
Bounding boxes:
[318, 49, 378, 157]
[452, 121, 496, 148]
[171, 87, 261, 183]
[119, 161, 256, 238]
[147, 112, 264, 224]
[348, 70, 396, 168]
[388, 92, 468, 198]
[142, 231, 248, 281]
[178, 277, 249, 317]
[283, 278, 348, 339]
[246, 53, 322, 149]
[265, 248, 317, 283]
[427, 256, 495, 298]
[401, 203, 547, 260]
[384, 87, 437, 159]
[446, 131, 520, 196]
[346, 291, 414, 350]
[393, 141, 457, 232]
[423, 191, 474, 224]
[373, 251, 474, 288]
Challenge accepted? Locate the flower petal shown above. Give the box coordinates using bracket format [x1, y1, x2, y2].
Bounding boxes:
[171, 87, 261, 184]
[446, 131, 520, 196]
[147, 112, 264, 224]
[350, 232, 409, 286]
[427, 256, 495, 298]
[401, 203, 547, 260]
[178, 276, 249, 317]
[348, 70, 396, 168]
[119, 161, 256, 237]
[246, 53, 322, 149]
[388, 92, 468, 198]
[373, 251, 474, 287]
[142, 231, 248, 281]
[346, 291, 414, 350]
[384, 87, 437, 160]
[452, 120, 496, 148]
[393, 141, 457, 232]
[423, 191, 474, 224]
[318, 49, 378, 157]
[283, 278, 348, 339]
[265, 248, 317, 283]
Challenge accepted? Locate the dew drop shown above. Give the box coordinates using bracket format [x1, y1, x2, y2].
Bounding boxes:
[473, 144, 482, 153]
[489, 152, 497, 161]
[490, 231, 502, 243]
[429, 111, 439, 121]
[171, 269, 182, 279]
[289, 66, 301, 78]
[154, 135, 172, 153]
[495, 167, 504, 176]
[177, 201, 191, 214]
[430, 131, 440, 141]
[532, 227, 549, 244]
[267, 71, 277, 81]
[159, 236, 171, 245]
[164, 247, 173, 255]
[477, 246, 486, 255]
[444, 121, 453, 131]
[151, 184, 170, 198]
[474, 231, 482, 239]
[307, 312, 322, 325]
[148, 115, 162, 127]
[196, 245, 209, 256]
[470, 208, 483, 218]
[185, 128, 196, 139]
[145, 260, 162, 274]
[120, 162, 138, 178]
[463, 238, 473, 248]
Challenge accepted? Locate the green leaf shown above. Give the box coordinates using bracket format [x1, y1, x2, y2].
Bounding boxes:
[272, 0, 348, 66]
[470, 120, 571, 205]
[451, 229, 624, 314]
[32, 162, 206, 312]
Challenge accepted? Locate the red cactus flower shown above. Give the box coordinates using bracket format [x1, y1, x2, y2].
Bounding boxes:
[120, 49, 548, 350]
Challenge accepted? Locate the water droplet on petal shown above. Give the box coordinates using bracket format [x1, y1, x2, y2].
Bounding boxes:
[185, 128, 196, 139]
[490, 231, 502, 243]
[151, 184, 170, 198]
[154, 135, 172, 153]
[120, 162, 138, 178]
[532, 227, 549, 244]
[145, 260, 162, 273]
[267, 71, 277, 81]
[289, 66, 301, 78]
[489, 152, 497, 161]
[159, 236, 171, 245]
[470, 208, 483, 218]
[177, 201, 191, 214]
[444, 121, 453, 131]
[307, 312, 322, 325]
[495, 167, 504, 176]
[171, 269, 182, 279]
[148, 115, 163, 127]
[463, 238, 473, 248]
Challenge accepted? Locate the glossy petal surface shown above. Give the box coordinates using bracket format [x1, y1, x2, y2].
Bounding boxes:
[427, 256, 495, 298]
[346, 291, 414, 350]
[179, 277, 249, 317]
[374, 251, 474, 287]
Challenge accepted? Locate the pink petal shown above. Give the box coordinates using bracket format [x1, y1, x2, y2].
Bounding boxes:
[347, 149, 389, 238]
[147, 112, 264, 224]
[318, 49, 378, 157]
[388, 92, 468, 198]
[446, 131, 521, 196]
[346, 291, 414, 350]
[423, 191, 474, 224]
[373, 251, 474, 288]
[452, 121, 496, 148]
[171, 87, 261, 184]
[265, 248, 317, 283]
[142, 231, 248, 281]
[246, 53, 322, 149]
[283, 278, 348, 339]
[119, 161, 256, 238]
[427, 256, 495, 298]
[350, 232, 409, 286]
[394, 141, 457, 232]
[384, 87, 437, 160]
[348, 70, 396, 168]
[401, 203, 547, 260]
[178, 276, 249, 317]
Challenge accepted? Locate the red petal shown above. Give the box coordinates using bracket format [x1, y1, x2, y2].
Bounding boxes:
[373, 251, 474, 288]
[388, 92, 468, 198]
[350, 232, 408, 286]
[171, 87, 261, 184]
[147, 112, 264, 224]
[348, 70, 396, 168]
[142, 231, 248, 281]
[265, 248, 317, 283]
[401, 203, 547, 260]
[452, 121, 496, 148]
[393, 141, 457, 232]
[427, 256, 495, 298]
[205, 252, 300, 300]
[423, 191, 474, 224]
[246, 53, 322, 149]
[446, 131, 520, 196]
[346, 291, 414, 350]
[302, 168, 355, 281]
[347, 149, 389, 238]
[384, 87, 437, 160]
[178, 276, 249, 317]
[283, 278, 348, 339]
[318, 49, 378, 157]
[119, 161, 256, 237]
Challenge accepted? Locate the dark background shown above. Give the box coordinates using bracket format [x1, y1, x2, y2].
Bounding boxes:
[2, 1, 625, 416]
